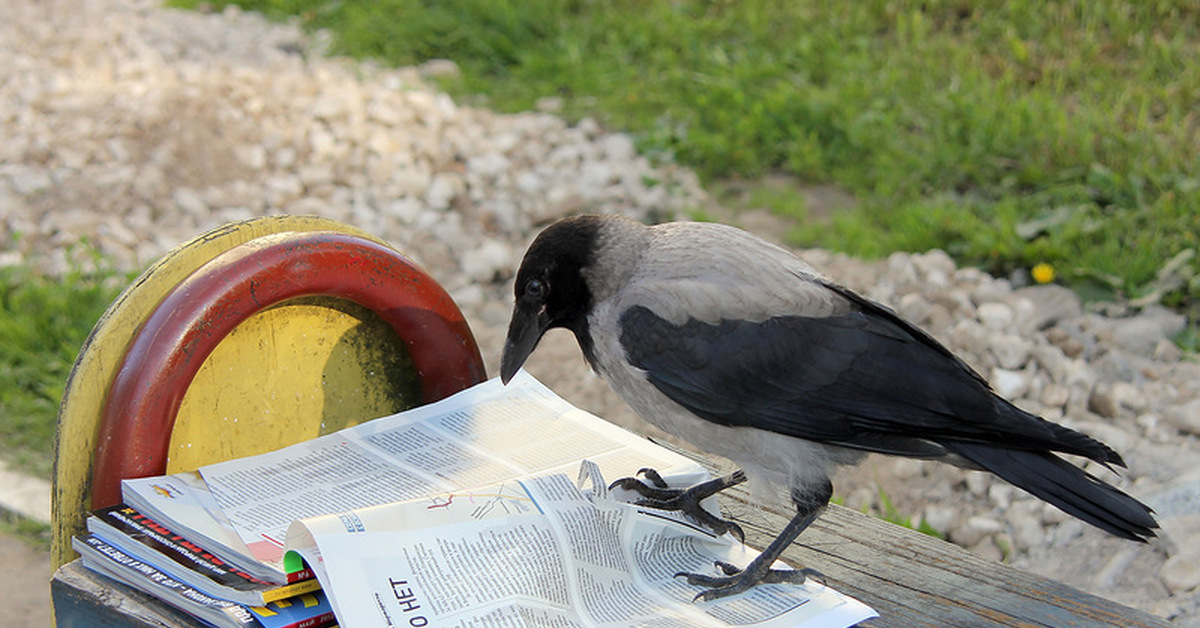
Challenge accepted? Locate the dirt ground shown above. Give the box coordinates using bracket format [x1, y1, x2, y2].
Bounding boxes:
[0, 533, 53, 627]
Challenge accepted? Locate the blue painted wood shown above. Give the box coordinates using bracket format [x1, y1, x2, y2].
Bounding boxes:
[52, 560, 207, 628]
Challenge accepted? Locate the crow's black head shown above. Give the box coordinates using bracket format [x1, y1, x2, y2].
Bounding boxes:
[501, 215, 604, 383]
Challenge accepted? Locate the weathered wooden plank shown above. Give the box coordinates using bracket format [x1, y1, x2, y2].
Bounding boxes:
[51, 560, 207, 628]
[719, 485, 1170, 627]
[645, 438, 1169, 627]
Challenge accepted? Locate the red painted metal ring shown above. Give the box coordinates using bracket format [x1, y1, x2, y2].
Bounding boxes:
[91, 231, 487, 509]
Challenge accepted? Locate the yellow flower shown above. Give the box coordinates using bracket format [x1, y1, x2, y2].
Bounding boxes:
[1031, 263, 1055, 284]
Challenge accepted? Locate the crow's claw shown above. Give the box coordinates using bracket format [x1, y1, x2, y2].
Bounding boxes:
[609, 469, 747, 541]
[676, 562, 824, 602]
[636, 467, 669, 489]
[609, 467, 674, 499]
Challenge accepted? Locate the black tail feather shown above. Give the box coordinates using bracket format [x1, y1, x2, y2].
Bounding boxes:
[944, 442, 1157, 542]
[993, 400, 1127, 469]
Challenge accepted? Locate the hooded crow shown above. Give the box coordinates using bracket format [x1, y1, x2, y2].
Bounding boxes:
[501, 214, 1157, 601]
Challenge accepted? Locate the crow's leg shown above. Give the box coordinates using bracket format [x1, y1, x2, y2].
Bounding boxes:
[610, 469, 747, 541]
[677, 478, 832, 602]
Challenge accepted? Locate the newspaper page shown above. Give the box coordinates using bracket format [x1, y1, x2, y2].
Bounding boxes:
[288, 468, 876, 628]
[198, 371, 707, 566]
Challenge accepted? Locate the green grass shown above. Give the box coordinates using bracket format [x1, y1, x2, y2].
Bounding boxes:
[0, 248, 133, 478]
[0, 511, 52, 553]
[177, 0, 1200, 314]
[874, 487, 946, 540]
[832, 488, 946, 540]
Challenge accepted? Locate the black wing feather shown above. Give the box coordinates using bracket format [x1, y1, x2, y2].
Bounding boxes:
[619, 299, 1119, 464]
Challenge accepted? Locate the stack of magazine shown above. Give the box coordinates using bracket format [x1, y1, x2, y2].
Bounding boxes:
[72, 372, 877, 628]
[74, 503, 334, 628]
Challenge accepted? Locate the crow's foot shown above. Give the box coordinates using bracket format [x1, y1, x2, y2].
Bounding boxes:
[609, 467, 672, 497]
[677, 561, 825, 602]
[609, 469, 747, 542]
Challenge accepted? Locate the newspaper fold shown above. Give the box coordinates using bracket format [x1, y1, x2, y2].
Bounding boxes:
[284, 462, 876, 628]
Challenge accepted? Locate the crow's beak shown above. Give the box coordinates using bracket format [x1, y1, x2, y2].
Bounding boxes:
[500, 305, 548, 384]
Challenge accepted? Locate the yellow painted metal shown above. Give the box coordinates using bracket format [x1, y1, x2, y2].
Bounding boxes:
[167, 297, 421, 471]
[52, 216, 391, 568]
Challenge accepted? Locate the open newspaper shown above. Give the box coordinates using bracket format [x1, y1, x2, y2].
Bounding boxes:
[122, 371, 876, 627]
[285, 462, 875, 628]
[122, 371, 703, 582]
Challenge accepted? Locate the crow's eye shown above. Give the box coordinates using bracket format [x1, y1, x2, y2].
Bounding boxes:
[525, 278, 546, 300]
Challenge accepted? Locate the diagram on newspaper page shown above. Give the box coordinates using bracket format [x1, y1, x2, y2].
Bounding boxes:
[424, 480, 535, 519]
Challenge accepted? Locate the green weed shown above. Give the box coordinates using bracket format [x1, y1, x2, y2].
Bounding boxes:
[873, 487, 947, 540]
[0, 247, 132, 478]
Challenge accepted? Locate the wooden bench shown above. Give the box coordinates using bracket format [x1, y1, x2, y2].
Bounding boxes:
[49, 217, 1170, 627]
[52, 494, 1171, 627]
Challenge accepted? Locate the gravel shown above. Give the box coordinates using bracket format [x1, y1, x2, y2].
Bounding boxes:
[3, 0, 1198, 623]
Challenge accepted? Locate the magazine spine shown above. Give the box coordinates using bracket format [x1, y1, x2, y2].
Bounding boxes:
[74, 534, 263, 627]
[94, 504, 277, 588]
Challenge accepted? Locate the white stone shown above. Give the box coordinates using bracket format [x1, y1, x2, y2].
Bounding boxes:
[381, 197, 422, 224]
[1111, 307, 1187, 356]
[990, 333, 1031, 369]
[393, 164, 433, 197]
[991, 367, 1030, 400]
[949, 319, 990, 356]
[172, 187, 208, 216]
[8, 167, 52, 196]
[965, 472, 991, 496]
[297, 164, 335, 188]
[971, 276, 1012, 304]
[424, 173, 463, 209]
[897, 292, 931, 324]
[235, 144, 267, 170]
[952, 515, 1004, 547]
[988, 483, 1013, 509]
[600, 134, 637, 162]
[1062, 359, 1097, 391]
[1166, 399, 1200, 436]
[460, 238, 513, 283]
[1154, 338, 1184, 363]
[1088, 384, 1122, 418]
[273, 147, 297, 169]
[969, 536, 1005, 563]
[1159, 516, 1200, 593]
[1033, 344, 1069, 383]
[977, 302, 1015, 331]
[1007, 505, 1047, 551]
[466, 152, 510, 181]
[1039, 383, 1071, 409]
[265, 174, 303, 203]
[449, 283, 486, 309]
[921, 504, 959, 535]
